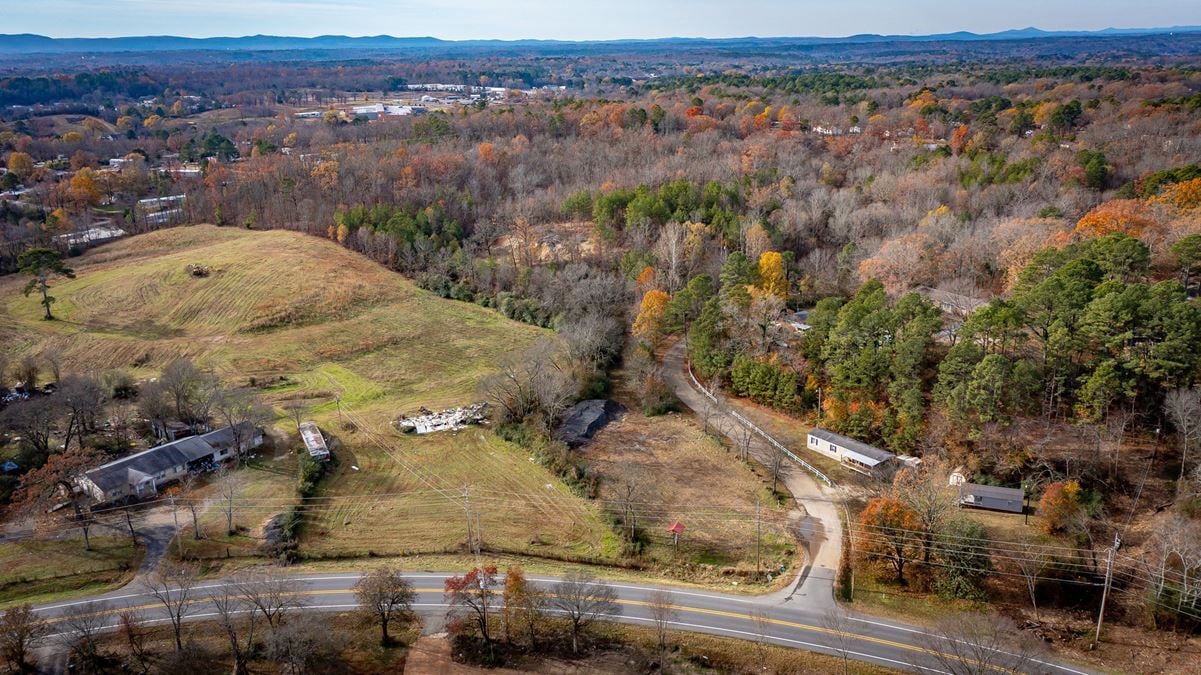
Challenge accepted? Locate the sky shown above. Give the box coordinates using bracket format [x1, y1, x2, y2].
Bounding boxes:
[2, 0, 1198, 41]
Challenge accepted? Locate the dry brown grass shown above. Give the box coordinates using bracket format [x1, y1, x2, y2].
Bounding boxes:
[585, 408, 797, 581]
[1, 226, 617, 564]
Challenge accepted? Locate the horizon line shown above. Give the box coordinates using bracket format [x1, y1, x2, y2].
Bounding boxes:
[7, 23, 1201, 43]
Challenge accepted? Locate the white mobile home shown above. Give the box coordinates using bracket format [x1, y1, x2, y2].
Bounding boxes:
[958, 483, 1024, 514]
[806, 428, 896, 475]
[299, 421, 330, 461]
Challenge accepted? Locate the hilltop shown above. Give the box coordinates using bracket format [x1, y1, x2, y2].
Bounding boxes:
[0, 225, 541, 409]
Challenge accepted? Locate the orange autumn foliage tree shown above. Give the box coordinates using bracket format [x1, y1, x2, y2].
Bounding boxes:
[635, 265, 657, 292]
[858, 496, 922, 584]
[949, 124, 970, 155]
[1074, 199, 1158, 239]
[632, 289, 671, 347]
[1038, 480, 1085, 536]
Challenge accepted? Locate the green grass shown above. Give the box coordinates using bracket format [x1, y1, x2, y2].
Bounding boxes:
[0, 537, 140, 608]
[0, 225, 620, 567]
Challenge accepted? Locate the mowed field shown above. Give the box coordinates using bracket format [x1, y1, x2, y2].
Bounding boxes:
[585, 410, 796, 581]
[1, 225, 617, 561]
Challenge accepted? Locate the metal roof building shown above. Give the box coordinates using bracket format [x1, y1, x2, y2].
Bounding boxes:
[958, 483, 1024, 514]
[299, 421, 329, 461]
[77, 423, 262, 503]
[806, 428, 896, 475]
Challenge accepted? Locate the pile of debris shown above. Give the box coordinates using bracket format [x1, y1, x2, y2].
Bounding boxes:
[395, 402, 488, 434]
[186, 263, 211, 277]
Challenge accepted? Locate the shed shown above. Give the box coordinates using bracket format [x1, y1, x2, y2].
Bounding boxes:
[958, 483, 1024, 514]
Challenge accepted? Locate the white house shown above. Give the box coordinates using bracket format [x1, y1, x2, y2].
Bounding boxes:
[76, 424, 263, 503]
[806, 428, 896, 475]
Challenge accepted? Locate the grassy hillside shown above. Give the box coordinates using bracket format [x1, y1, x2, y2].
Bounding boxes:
[1, 225, 617, 562]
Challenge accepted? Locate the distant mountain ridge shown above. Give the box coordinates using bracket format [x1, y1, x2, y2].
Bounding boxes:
[2, 26, 1201, 54]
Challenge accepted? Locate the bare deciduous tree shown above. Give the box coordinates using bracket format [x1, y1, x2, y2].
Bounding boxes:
[270, 612, 337, 675]
[143, 561, 199, 652]
[647, 589, 676, 649]
[1012, 538, 1050, 622]
[917, 612, 1044, 675]
[822, 608, 853, 675]
[891, 462, 959, 564]
[180, 473, 204, 540]
[479, 339, 576, 431]
[654, 221, 687, 292]
[551, 569, 620, 654]
[235, 569, 302, 635]
[41, 347, 63, 384]
[1164, 388, 1201, 487]
[58, 374, 106, 452]
[118, 610, 152, 675]
[218, 467, 238, 535]
[59, 601, 109, 671]
[215, 388, 272, 461]
[0, 604, 45, 673]
[209, 583, 257, 675]
[355, 566, 416, 646]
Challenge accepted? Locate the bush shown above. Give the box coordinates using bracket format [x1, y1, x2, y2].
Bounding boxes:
[638, 375, 677, 416]
[297, 451, 328, 498]
[496, 422, 595, 498]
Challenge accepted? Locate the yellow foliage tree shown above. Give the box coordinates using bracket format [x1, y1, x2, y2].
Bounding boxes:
[757, 251, 788, 299]
[45, 207, 71, 232]
[61, 131, 83, 144]
[632, 289, 671, 346]
[1151, 177, 1201, 212]
[67, 168, 102, 209]
[6, 151, 34, 180]
[142, 115, 162, 128]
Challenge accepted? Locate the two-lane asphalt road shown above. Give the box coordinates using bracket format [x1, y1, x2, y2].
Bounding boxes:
[33, 571, 1093, 674]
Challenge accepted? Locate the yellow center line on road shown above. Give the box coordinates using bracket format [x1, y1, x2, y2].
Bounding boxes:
[38, 587, 965, 666]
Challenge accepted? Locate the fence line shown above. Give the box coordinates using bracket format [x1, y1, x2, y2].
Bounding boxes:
[685, 361, 834, 488]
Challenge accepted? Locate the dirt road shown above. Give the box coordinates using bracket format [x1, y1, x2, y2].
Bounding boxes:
[662, 340, 844, 610]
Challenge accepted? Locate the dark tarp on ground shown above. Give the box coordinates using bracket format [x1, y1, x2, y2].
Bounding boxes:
[556, 399, 621, 448]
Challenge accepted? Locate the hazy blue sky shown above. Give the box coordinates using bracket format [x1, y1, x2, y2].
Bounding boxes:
[4, 0, 1198, 40]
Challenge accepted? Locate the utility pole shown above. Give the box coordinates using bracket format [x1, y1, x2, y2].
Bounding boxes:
[170, 496, 184, 559]
[1095, 534, 1120, 643]
[125, 509, 137, 544]
[755, 497, 762, 581]
[474, 512, 483, 555]
[463, 486, 474, 555]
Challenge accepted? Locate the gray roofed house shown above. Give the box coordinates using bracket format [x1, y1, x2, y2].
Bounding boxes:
[914, 285, 987, 317]
[958, 483, 1024, 514]
[806, 428, 896, 475]
[76, 423, 263, 503]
